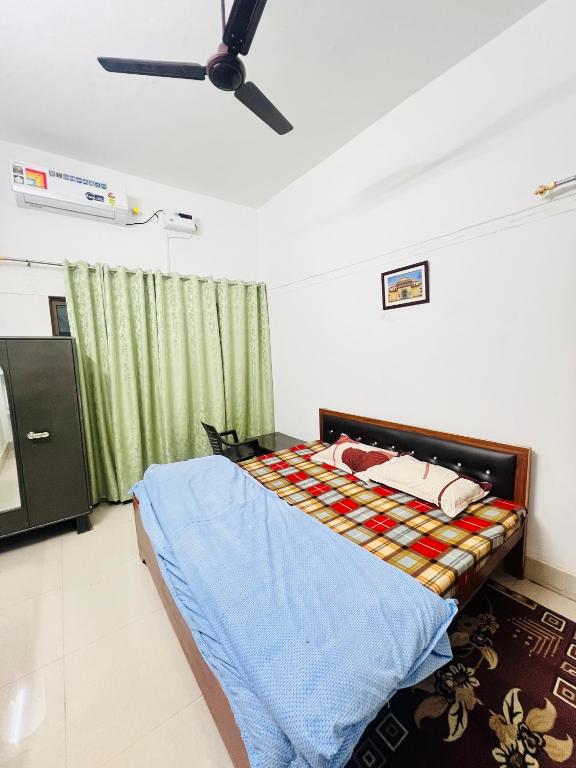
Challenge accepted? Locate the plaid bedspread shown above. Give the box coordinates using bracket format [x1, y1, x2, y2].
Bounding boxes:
[240, 441, 526, 598]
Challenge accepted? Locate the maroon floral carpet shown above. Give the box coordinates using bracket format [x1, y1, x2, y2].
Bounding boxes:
[349, 581, 576, 768]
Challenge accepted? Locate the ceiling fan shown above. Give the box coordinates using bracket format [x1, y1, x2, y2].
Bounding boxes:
[97, 0, 293, 135]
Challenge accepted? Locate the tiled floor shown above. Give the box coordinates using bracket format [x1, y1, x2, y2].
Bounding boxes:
[0, 503, 233, 768]
[0, 505, 575, 767]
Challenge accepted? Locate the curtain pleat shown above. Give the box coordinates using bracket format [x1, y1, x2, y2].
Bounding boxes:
[154, 273, 227, 463]
[64, 262, 120, 501]
[64, 261, 274, 504]
[216, 281, 275, 439]
[101, 266, 164, 495]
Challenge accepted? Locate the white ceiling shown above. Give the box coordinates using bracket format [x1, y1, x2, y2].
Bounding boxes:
[1, 0, 543, 207]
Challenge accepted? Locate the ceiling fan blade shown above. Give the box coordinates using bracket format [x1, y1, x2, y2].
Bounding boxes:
[234, 82, 293, 135]
[97, 57, 206, 80]
[223, 0, 268, 55]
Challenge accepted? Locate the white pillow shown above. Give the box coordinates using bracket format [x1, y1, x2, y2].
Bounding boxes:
[365, 455, 491, 518]
[311, 434, 397, 479]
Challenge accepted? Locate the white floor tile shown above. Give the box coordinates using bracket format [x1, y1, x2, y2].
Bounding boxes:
[103, 697, 233, 768]
[0, 591, 63, 690]
[0, 535, 62, 611]
[63, 556, 162, 654]
[62, 506, 139, 589]
[512, 578, 576, 622]
[0, 660, 65, 768]
[0, 721, 66, 768]
[64, 610, 202, 768]
[89, 502, 134, 532]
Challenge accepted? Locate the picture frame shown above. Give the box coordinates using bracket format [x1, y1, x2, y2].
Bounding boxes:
[381, 260, 430, 310]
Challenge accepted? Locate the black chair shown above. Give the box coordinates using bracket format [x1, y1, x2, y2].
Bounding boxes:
[201, 422, 263, 463]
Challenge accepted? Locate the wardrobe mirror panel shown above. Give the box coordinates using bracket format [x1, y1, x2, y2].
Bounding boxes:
[0, 365, 21, 513]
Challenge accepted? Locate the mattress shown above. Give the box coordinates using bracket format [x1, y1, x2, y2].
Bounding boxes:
[133, 456, 457, 768]
[240, 441, 526, 598]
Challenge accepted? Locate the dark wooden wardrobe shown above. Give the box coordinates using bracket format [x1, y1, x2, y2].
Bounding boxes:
[0, 337, 91, 537]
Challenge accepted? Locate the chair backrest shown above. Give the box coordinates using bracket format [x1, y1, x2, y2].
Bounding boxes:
[201, 422, 223, 455]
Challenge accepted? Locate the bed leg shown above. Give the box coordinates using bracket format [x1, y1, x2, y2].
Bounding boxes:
[503, 533, 525, 580]
[76, 514, 92, 534]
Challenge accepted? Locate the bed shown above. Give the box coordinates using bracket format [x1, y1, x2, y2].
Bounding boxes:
[132, 409, 530, 767]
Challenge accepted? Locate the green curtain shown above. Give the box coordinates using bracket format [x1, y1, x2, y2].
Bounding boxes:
[216, 281, 275, 439]
[64, 261, 274, 503]
[155, 273, 226, 462]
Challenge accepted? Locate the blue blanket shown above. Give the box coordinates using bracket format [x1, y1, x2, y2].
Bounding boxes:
[133, 456, 457, 767]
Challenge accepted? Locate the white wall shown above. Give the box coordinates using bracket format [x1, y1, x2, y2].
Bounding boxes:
[0, 139, 259, 336]
[258, 0, 576, 575]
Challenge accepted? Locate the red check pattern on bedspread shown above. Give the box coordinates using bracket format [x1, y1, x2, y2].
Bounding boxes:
[240, 441, 526, 598]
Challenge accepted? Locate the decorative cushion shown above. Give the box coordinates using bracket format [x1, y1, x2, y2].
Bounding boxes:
[311, 435, 397, 479]
[366, 455, 492, 518]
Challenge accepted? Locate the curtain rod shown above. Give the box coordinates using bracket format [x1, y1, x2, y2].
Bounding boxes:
[0, 256, 262, 286]
[534, 172, 576, 196]
[1, 256, 62, 268]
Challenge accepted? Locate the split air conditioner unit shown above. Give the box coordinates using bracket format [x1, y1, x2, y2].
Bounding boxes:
[11, 161, 128, 225]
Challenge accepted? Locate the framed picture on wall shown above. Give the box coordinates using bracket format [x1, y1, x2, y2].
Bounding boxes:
[381, 260, 430, 310]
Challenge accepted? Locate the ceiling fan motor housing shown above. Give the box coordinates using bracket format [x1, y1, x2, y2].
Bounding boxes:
[207, 51, 246, 91]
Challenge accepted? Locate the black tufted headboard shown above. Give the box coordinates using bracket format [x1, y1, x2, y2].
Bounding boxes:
[319, 409, 531, 506]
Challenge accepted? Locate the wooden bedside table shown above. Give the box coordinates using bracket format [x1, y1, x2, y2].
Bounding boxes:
[252, 431, 304, 453]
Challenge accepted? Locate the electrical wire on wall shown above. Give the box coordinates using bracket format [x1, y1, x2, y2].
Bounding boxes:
[123, 207, 199, 272]
[165, 230, 197, 273]
[269, 183, 576, 293]
[125, 209, 163, 226]
[1, 204, 198, 273]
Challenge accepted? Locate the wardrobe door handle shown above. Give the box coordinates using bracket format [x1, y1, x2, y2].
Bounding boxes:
[27, 431, 50, 440]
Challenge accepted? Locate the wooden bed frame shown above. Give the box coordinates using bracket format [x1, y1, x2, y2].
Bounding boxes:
[133, 503, 251, 767]
[317, 409, 531, 605]
[132, 409, 531, 768]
